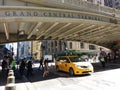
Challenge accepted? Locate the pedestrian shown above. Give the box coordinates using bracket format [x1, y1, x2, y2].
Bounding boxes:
[39, 57, 43, 70]
[99, 56, 105, 68]
[19, 58, 26, 77]
[43, 58, 49, 77]
[16, 60, 20, 69]
[27, 57, 33, 77]
[99, 48, 106, 68]
[2, 59, 7, 72]
[10, 58, 16, 71]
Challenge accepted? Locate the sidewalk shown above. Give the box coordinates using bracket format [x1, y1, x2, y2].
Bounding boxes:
[92, 62, 120, 72]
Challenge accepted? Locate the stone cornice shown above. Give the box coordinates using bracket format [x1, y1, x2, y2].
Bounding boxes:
[0, 6, 119, 24]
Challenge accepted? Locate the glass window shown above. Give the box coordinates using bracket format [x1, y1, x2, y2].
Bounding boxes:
[61, 57, 70, 63]
[80, 42, 84, 49]
[51, 41, 53, 47]
[55, 48, 57, 52]
[69, 57, 86, 62]
[70, 42, 72, 49]
[88, 16, 91, 19]
[59, 41, 61, 45]
[89, 45, 96, 50]
[55, 41, 57, 46]
[85, 16, 87, 19]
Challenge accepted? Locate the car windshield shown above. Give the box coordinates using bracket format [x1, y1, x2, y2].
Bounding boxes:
[69, 57, 86, 62]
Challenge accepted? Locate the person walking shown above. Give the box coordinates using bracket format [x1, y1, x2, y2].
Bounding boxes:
[16, 60, 20, 69]
[19, 58, 26, 77]
[99, 48, 106, 68]
[10, 58, 16, 71]
[2, 59, 7, 72]
[39, 57, 43, 70]
[100, 56, 105, 68]
[43, 58, 49, 77]
[26, 59, 33, 77]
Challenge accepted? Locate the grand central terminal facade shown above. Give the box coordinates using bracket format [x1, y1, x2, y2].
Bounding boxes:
[0, 0, 120, 48]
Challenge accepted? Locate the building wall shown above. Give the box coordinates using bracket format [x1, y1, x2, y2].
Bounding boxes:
[32, 41, 41, 60]
[19, 41, 31, 58]
[17, 40, 110, 60]
[84, 0, 104, 6]
[0, 0, 41, 6]
[42, 40, 104, 56]
[94, 0, 104, 6]
[42, 40, 66, 55]
[113, 0, 120, 9]
[67, 41, 99, 52]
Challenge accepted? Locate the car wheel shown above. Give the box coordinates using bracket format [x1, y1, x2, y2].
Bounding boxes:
[69, 68, 74, 76]
[56, 66, 59, 71]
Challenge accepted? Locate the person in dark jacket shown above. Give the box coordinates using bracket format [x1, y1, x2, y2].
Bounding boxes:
[2, 60, 7, 72]
[19, 58, 26, 77]
[27, 58, 33, 77]
[39, 57, 43, 70]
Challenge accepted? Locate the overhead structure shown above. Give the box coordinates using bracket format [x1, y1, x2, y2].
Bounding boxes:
[0, 0, 120, 48]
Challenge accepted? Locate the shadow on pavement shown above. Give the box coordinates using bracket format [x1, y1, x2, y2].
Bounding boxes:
[0, 70, 7, 86]
[25, 68, 59, 83]
[92, 63, 120, 72]
[0, 69, 30, 86]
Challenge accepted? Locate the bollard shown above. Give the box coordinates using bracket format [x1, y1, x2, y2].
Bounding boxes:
[9, 70, 14, 73]
[5, 83, 16, 90]
[7, 76, 15, 84]
[8, 72, 14, 76]
[5, 69, 16, 90]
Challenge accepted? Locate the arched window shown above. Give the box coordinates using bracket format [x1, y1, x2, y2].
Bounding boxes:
[89, 45, 96, 50]
[51, 41, 53, 47]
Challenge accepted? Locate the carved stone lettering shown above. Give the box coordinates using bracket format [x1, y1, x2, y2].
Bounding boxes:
[43, 12, 48, 16]
[34, 12, 39, 16]
[26, 12, 32, 16]
[5, 11, 11, 16]
[20, 12, 25, 16]
[1, 10, 107, 24]
[13, 11, 18, 16]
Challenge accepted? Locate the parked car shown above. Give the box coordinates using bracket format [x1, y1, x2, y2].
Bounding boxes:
[55, 56, 94, 76]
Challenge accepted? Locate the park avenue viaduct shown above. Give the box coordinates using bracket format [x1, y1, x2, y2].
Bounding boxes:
[0, 0, 120, 48]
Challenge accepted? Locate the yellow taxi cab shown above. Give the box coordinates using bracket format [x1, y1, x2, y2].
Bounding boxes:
[55, 56, 94, 76]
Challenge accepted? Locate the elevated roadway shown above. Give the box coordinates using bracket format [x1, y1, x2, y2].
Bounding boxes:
[0, 0, 120, 48]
